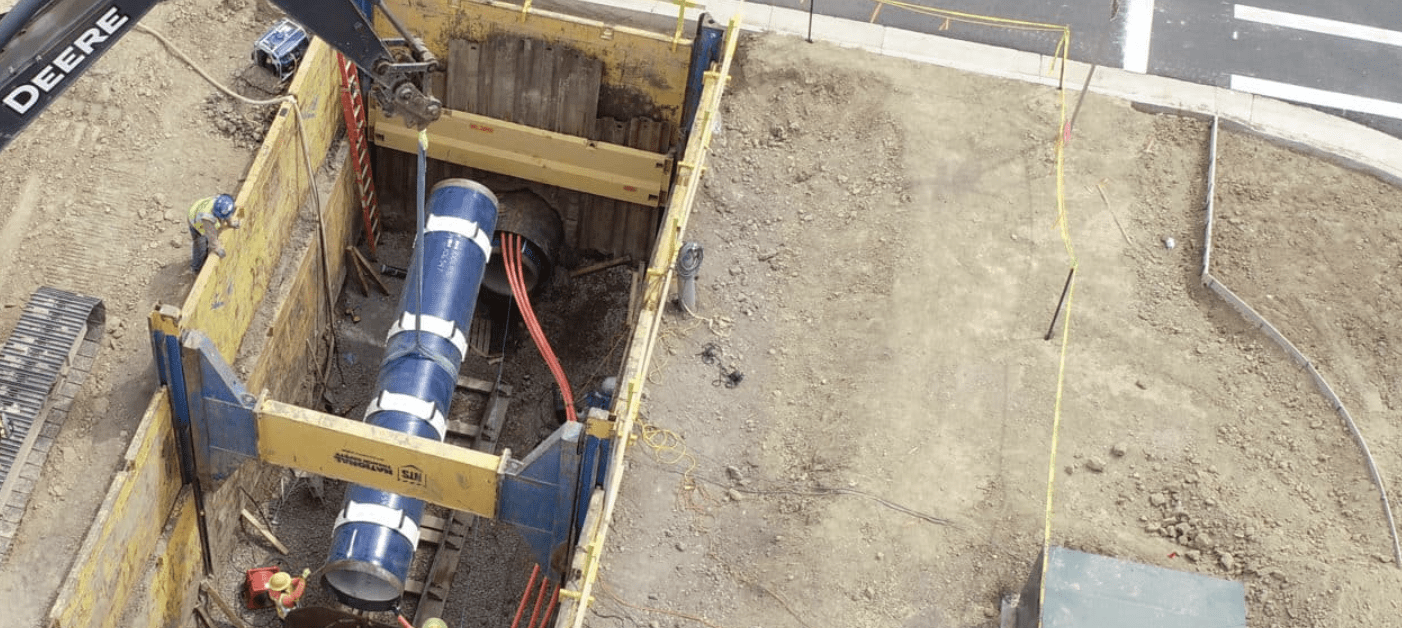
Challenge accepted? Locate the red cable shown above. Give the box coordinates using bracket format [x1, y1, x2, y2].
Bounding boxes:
[525, 577, 552, 628]
[510, 565, 541, 628]
[508, 235, 568, 412]
[529, 585, 560, 628]
[397, 615, 414, 628]
[504, 234, 576, 420]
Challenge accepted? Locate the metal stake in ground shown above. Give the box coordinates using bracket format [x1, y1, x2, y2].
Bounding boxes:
[1063, 65, 1097, 143]
[806, 0, 816, 43]
[1044, 267, 1076, 341]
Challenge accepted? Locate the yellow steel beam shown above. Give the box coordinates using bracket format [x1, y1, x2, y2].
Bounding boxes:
[256, 399, 504, 518]
[372, 108, 669, 205]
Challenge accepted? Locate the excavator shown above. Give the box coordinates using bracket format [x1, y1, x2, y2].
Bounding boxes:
[0, 0, 442, 151]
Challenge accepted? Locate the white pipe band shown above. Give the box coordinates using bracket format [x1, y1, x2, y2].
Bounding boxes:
[334, 501, 421, 548]
[365, 391, 447, 441]
[388, 312, 468, 358]
[425, 214, 492, 257]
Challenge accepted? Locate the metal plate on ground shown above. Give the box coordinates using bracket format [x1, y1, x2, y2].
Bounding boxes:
[0, 287, 104, 559]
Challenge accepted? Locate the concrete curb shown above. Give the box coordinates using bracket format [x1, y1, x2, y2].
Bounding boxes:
[579, 0, 1402, 185]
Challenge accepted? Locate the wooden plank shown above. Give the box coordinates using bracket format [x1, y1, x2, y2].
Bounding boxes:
[413, 383, 508, 624]
[347, 246, 371, 296]
[194, 605, 217, 628]
[446, 39, 475, 111]
[455, 374, 495, 394]
[349, 246, 391, 295]
[419, 527, 444, 545]
[421, 513, 448, 531]
[465, 41, 484, 115]
[372, 109, 668, 205]
[550, 49, 573, 136]
[570, 256, 631, 278]
[488, 37, 518, 121]
[531, 41, 557, 130]
[515, 39, 541, 129]
[480, 386, 511, 445]
[560, 190, 582, 253]
[578, 55, 603, 138]
[241, 508, 290, 555]
[602, 119, 628, 255]
[446, 419, 482, 439]
[413, 511, 470, 624]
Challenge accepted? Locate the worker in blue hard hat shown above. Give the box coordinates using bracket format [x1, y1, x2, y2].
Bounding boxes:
[187, 194, 241, 273]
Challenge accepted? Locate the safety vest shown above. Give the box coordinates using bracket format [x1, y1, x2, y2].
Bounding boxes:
[188, 197, 217, 235]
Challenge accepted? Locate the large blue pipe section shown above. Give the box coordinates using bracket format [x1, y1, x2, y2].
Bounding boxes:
[322, 179, 499, 611]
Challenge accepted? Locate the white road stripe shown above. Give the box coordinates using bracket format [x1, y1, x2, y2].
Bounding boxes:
[1231, 74, 1402, 120]
[1234, 5, 1402, 48]
[1122, 0, 1155, 73]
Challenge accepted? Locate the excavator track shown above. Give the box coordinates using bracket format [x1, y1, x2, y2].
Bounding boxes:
[0, 287, 104, 559]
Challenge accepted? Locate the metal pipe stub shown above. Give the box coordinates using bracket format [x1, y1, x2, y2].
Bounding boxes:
[481, 190, 563, 297]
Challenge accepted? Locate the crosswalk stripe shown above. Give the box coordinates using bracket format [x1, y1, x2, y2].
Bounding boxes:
[1234, 4, 1402, 48]
[1231, 74, 1402, 121]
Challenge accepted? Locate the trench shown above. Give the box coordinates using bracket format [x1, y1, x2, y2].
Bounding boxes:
[212, 185, 638, 627]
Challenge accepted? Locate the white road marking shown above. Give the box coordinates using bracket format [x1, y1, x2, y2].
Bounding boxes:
[1231, 74, 1402, 120]
[1234, 4, 1402, 47]
[1122, 0, 1155, 73]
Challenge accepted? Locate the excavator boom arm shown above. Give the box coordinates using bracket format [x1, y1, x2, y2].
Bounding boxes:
[0, 0, 439, 152]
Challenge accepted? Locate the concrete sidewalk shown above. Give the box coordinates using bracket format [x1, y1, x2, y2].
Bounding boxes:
[576, 0, 1402, 186]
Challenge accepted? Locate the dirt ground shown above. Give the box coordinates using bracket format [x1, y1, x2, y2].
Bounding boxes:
[0, 0, 279, 625]
[595, 34, 1402, 628]
[3, 4, 1402, 628]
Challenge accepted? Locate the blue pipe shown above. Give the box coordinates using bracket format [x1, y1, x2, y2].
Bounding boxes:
[322, 179, 499, 611]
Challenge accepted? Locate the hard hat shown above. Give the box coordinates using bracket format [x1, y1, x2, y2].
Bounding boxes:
[212, 194, 236, 220]
[268, 571, 292, 592]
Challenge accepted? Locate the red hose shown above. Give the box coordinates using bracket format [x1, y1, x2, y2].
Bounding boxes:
[509, 565, 541, 628]
[507, 235, 565, 409]
[525, 577, 552, 628]
[529, 585, 560, 628]
[504, 234, 576, 421]
[397, 615, 414, 628]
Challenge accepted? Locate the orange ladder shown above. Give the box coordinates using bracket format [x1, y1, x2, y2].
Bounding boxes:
[336, 53, 382, 255]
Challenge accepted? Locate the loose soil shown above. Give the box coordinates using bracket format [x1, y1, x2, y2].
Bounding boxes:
[595, 34, 1402, 628]
[2, 6, 1402, 628]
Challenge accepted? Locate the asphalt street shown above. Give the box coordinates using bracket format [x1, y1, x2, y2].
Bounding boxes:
[751, 0, 1402, 136]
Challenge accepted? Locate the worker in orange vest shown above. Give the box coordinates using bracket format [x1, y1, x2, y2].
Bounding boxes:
[188, 194, 241, 273]
[267, 569, 307, 618]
